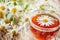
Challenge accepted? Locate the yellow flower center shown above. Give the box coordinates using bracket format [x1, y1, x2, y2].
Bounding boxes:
[0, 11, 3, 18]
[0, 6, 5, 10]
[11, 8, 17, 13]
[12, 30, 16, 35]
[25, 18, 29, 22]
[43, 18, 48, 23]
[0, 26, 5, 30]
[12, 0, 16, 2]
[4, 19, 10, 24]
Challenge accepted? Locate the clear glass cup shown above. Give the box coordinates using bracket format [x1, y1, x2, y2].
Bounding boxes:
[29, 14, 60, 40]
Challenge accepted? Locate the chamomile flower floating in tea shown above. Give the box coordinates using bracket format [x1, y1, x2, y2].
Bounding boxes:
[34, 14, 59, 28]
[37, 15, 54, 26]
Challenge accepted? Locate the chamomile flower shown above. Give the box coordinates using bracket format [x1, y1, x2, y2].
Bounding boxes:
[4, 18, 10, 24]
[37, 15, 54, 26]
[0, 3, 9, 18]
[8, 5, 23, 14]
[11, 27, 20, 35]
[7, 5, 23, 23]
[0, 3, 6, 11]
[0, 3, 8, 11]
[11, 29, 17, 35]
[0, 21, 10, 29]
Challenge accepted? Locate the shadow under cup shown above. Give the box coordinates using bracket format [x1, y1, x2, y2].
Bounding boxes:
[30, 14, 60, 40]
